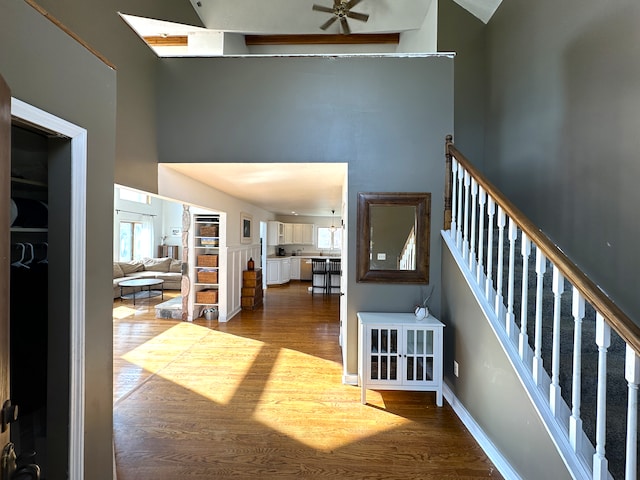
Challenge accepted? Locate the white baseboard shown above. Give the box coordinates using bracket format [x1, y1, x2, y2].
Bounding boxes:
[342, 373, 358, 385]
[443, 383, 522, 480]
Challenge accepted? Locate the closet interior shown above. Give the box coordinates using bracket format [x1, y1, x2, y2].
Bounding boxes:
[10, 124, 52, 478]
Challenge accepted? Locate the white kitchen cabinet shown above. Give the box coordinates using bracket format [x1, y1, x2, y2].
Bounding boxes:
[283, 223, 294, 244]
[266, 259, 280, 285]
[267, 221, 284, 246]
[290, 257, 301, 280]
[268, 222, 315, 246]
[293, 223, 315, 245]
[281, 258, 291, 283]
[357, 312, 444, 406]
[266, 258, 291, 285]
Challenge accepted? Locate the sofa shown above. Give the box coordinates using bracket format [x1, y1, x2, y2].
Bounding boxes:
[113, 257, 182, 299]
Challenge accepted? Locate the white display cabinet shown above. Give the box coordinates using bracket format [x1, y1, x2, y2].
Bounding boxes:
[357, 312, 444, 406]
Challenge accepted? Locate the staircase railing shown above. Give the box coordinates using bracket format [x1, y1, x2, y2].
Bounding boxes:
[443, 135, 640, 480]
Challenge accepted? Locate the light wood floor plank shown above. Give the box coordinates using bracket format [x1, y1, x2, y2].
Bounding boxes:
[114, 282, 502, 479]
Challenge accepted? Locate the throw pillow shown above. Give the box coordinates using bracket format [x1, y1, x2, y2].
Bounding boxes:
[113, 262, 124, 279]
[169, 260, 182, 273]
[119, 261, 144, 275]
[142, 257, 172, 272]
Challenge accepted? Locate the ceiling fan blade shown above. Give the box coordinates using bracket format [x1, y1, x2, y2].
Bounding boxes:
[340, 17, 351, 35]
[345, 0, 363, 8]
[346, 10, 369, 22]
[320, 16, 338, 30]
[313, 5, 335, 14]
[334, 0, 342, 6]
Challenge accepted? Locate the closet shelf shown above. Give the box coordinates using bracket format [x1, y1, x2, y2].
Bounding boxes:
[11, 227, 48, 233]
[11, 177, 48, 188]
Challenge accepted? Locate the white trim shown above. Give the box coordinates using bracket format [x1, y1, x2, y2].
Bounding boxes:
[342, 373, 358, 386]
[11, 97, 87, 480]
[443, 383, 522, 480]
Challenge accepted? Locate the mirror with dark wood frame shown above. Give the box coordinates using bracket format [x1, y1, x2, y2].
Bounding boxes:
[356, 192, 431, 283]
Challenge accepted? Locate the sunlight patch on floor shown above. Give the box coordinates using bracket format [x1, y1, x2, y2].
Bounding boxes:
[112, 305, 138, 319]
[253, 347, 412, 452]
[122, 323, 265, 404]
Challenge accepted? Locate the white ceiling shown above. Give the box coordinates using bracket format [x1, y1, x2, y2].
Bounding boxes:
[162, 163, 347, 217]
[187, 0, 433, 35]
[122, 0, 503, 55]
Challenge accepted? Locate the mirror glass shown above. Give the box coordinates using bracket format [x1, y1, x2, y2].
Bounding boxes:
[357, 192, 431, 283]
[369, 205, 417, 271]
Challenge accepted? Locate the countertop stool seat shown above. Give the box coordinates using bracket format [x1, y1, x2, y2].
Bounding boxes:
[311, 258, 328, 294]
[327, 259, 341, 294]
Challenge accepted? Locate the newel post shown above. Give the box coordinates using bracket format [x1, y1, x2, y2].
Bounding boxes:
[444, 134, 453, 230]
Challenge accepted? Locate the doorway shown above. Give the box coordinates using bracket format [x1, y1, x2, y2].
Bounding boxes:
[9, 98, 87, 479]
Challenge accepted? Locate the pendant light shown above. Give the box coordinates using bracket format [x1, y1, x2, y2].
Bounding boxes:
[330, 209, 336, 232]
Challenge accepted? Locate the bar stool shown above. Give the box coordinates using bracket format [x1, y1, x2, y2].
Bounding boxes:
[327, 259, 341, 294]
[311, 258, 328, 294]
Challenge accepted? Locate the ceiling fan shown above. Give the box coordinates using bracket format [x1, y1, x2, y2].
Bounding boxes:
[312, 0, 370, 35]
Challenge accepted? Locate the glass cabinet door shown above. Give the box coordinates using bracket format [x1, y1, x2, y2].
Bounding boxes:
[369, 327, 399, 382]
[405, 328, 434, 383]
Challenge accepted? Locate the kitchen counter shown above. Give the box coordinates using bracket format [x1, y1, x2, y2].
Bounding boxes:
[267, 255, 341, 283]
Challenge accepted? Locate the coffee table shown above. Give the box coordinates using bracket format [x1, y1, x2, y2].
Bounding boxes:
[119, 278, 164, 305]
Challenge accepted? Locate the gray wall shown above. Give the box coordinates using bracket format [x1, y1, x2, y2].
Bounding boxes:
[156, 55, 453, 373]
[0, 1, 117, 478]
[438, 0, 487, 169]
[35, 0, 202, 194]
[483, 0, 640, 324]
[441, 243, 571, 479]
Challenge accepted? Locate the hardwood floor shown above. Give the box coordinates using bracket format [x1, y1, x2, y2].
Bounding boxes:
[113, 281, 502, 479]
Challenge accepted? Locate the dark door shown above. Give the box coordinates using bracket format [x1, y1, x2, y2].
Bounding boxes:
[0, 73, 11, 450]
[1, 73, 41, 480]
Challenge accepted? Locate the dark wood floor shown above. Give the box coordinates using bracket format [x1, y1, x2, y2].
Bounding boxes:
[113, 281, 502, 479]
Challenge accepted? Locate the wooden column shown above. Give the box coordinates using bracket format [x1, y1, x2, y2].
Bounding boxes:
[443, 135, 453, 230]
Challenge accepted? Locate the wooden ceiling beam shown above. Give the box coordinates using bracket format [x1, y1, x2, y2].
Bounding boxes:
[245, 33, 400, 46]
[143, 35, 188, 47]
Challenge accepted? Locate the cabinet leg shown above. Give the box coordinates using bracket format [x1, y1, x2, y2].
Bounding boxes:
[361, 386, 366, 405]
[436, 390, 442, 407]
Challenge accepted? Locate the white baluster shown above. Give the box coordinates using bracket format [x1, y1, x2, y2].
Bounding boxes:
[625, 345, 639, 480]
[519, 233, 531, 363]
[549, 266, 564, 417]
[505, 218, 517, 340]
[485, 197, 496, 301]
[456, 163, 464, 249]
[476, 186, 486, 285]
[494, 207, 506, 320]
[533, 249, 546, 386]
[593, 313, 610, 480]
[569, 288, 585, 452]
[469, 178, 478, 273]
[450, 158, 458, 238]
[462, 170, 471, 260]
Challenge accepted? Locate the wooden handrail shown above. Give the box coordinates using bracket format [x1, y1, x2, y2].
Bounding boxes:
[24, 0, 116, 70]
[444, 135, 640, 356]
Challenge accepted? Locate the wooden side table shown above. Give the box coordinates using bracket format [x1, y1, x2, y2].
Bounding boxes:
[241, 269, 263, 310]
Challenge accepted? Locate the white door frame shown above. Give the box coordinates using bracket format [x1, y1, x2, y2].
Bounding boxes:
[11, 97, 87, 480]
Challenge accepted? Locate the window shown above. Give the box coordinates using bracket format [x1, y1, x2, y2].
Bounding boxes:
[317, 227, 342, 250]
[119, 188, 150, 204]
[119, 221, 152, 261]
